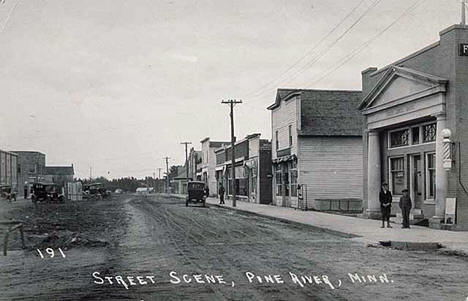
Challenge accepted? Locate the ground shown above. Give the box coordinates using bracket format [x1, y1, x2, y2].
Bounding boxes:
[0, 194, 467, 300]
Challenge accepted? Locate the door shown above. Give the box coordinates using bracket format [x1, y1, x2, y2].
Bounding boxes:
[412, 155, 423, 209]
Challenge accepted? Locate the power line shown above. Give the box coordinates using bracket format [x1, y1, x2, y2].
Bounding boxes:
[0, 0, 19, 34]
[243, 0, 367, 98]
[307, 0, 425, 87]
[247, 0, 383, 100]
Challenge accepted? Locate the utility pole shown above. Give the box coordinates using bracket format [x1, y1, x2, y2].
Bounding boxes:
[462, 0, 467, 25]
[221, 99, 242, 207]
[157, 168, 162, 179]
[89, 166, 92, 180]
[181, 142, 192, 193]
[163, 157, 170, 193]
[157, 167, 162, 192]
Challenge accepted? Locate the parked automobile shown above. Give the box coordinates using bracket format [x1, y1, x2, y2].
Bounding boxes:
[83, 183, 110, 199]
[0, 185, 16, 202]
[30, 182, 64, 203]
[186, 181, 206, 207]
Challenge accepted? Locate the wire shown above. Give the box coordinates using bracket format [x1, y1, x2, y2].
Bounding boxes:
[243, 0, 367, 98]
[248, 0, 384, 100]
[307, 0, 424, 87]
[0, 0, 19, 34]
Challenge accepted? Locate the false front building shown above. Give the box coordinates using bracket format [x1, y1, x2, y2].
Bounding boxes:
[268, 89, 363, 210]
[360, 24, 468, 230]
[214, 134, 272, 204]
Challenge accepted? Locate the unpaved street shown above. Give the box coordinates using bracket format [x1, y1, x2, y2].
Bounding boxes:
[1, 194, 468, 300]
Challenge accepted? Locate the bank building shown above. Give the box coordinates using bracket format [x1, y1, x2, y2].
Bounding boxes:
[360, 24, 468, 230]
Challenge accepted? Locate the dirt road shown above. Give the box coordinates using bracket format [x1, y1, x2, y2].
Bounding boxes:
[1, 194, 467, 300]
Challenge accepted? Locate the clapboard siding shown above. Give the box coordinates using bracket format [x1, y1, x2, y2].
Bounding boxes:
[298, 137, 363, 203]
[271, 96, 298, 159]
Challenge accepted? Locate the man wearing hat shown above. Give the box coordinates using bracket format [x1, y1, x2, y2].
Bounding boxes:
[379, 183, 392, 228]
[399, 189, 412, 229]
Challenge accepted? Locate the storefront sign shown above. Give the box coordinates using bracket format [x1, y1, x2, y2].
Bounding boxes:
[460, 43, 468, 56]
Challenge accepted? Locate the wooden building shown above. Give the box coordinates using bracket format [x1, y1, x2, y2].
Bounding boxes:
[268, 89, 363, 210]
[199, 138, 229, 196]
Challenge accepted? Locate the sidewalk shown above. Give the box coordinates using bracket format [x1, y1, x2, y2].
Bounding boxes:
[204, 197, 468, 255]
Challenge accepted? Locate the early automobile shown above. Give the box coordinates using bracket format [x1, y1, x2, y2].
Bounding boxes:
[0, 185, 16, 202]
[30, 182, 65, 203]
[83, 183, 110, 199]
[186, 181, 207, 207]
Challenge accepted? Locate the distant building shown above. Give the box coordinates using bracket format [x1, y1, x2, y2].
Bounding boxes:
[268, 89, 363, 210]
[215, 133, 272, 204]
[200, 138, 229, 196]
[172, 166, 188, 194]
[44, 165, 75, 189]
[13, 151, 46, 197]
[360, 24, 468, 230]
[0, 150, 18, 191]
[187, 148, 202, 181]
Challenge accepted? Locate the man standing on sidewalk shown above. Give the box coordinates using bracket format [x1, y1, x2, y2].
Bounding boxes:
[379, 183, 392, 228]
[219, 183, 225, 204]
[399, 189, 412, 229]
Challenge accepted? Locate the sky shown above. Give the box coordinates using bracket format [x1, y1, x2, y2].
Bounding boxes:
[0, 0, 462, 179]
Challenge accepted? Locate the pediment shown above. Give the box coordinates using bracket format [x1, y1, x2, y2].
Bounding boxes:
[360, 66, 447, 112]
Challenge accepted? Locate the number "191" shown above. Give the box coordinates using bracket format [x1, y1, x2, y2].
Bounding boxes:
[36, 248, 66, 258]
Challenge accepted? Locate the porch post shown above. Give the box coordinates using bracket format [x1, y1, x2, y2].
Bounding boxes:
[367, 130, 381, 217]
[433, 113, 448, 220]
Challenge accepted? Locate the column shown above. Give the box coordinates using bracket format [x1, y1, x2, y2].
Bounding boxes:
[434, 113, 448, 220]
[367, 130, 381, 217]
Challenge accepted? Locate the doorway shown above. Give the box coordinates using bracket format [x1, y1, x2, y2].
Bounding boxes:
[411, 155, 423, 209]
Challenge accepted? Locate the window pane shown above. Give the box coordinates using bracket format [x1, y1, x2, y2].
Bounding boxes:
[390, 157, 405, 194]
[412, 127, 420, 144]
[390, 129, 409, 147]
[423, 123, 436, 142]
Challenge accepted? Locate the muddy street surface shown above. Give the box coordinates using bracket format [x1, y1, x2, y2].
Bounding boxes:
[1, 194, 468, 300]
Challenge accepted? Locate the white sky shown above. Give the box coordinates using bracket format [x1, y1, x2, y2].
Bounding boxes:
[0, 0, 461, 179]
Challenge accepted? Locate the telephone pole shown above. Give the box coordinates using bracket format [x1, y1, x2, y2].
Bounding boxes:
[181, 142, 192, 189]
[221, 99, 242, 207]
[462, 0, 467, 25]
[157, 168, 162, 179]
[163, 157, 170, 193]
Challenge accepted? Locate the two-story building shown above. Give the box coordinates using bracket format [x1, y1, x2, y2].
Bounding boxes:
[13, 151, 47, 197]
[268, 89, 363, 210]
[199, 138, 229, 196]
[0, 150, 18, 192]
[187, 147, 202, 182]
[360, 24, 468, 230]
[214, 133, 272, 204]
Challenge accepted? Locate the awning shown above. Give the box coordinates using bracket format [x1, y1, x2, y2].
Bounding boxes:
[273, 154, 297, 164]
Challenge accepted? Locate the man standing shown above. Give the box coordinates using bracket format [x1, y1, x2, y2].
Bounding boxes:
[379, 183, 392, 228]
[399, 189, 412, 229]
[24, 182, 28, 199]
[218, 183, 225, 204]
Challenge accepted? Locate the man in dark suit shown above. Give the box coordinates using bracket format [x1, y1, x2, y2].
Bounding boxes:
[218, 183, 225, 204]
[379, 183, 392, 228]
[399, 189, 412, 229]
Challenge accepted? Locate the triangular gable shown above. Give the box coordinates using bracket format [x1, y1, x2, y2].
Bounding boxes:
[360, 66, 447, 111]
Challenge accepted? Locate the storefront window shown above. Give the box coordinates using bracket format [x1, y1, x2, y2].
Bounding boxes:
[283, 165, 290, 197]
[290, 161, 297, 197]
[426, 153, 436, 199]
[275, 164, 282, 196]
[390, 157, 405, 195]
[412, 127, 420, 144]
[390, 129, 409, 147]
[423, 123, 437, 143]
